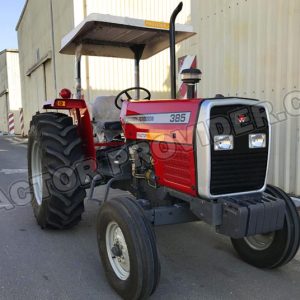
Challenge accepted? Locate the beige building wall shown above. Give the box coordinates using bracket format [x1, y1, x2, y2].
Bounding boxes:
[17, 0, 75, 133]
[0, 51, 9, 133]
[0, 95, 7, 133]
[17, 0, 300, 194]
[0, 50, 22, 134]
[0, 51, 8, 90]
[6, 51, 22, 111]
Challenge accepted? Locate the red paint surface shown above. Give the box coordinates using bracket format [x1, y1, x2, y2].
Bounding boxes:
[121, 99, 204, 195]
[43, 99, 87, 109]
[95, 142, 125, 147]
[43, 99, 96, 169]
[151, 142, 197, 196]
[121, 99, 202, 144]
[77, 107, 96, 170]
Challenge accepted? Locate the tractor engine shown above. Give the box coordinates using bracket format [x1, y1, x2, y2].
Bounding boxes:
[127, 142, 176, 206]
[128, 143, 156, 188]
[117, 97, 270, 201]
[96, 95, 271, 218]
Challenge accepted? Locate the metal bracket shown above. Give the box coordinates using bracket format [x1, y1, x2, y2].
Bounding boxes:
[87, 174, 103, 204]
[166, 188, 223, 226]
[103, 178, 117, 203]
[103, 176, 132, 203]
[143, 204, 199, 226]
[87, 174, 132, 204]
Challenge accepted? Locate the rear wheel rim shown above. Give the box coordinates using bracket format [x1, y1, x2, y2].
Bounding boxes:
[244, 232, 275, 251]
[31, 141, 43, 205]
[106, 221, 130, 280]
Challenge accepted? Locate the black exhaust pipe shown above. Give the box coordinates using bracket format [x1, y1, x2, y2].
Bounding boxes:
[170, 2, 183, 99]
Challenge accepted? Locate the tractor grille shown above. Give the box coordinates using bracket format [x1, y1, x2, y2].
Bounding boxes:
[210, 104, 269, 195]
[210, 152, 268, 195]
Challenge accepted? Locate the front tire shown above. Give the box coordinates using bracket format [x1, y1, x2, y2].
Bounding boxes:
[97, 197, 160, 300]
[28, 112, 86, 229]
[231, 185, 300, 268]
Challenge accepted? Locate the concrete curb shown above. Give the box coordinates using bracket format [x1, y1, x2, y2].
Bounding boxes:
[13, 137, 28, 144]
[2, 135, 28, 144]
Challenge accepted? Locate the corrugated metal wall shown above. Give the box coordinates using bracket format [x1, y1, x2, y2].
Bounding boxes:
[178, 0, 300, 195]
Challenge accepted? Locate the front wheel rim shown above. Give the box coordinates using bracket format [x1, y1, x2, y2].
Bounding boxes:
[106, 221, 130, 280]
[244, 232, 275, 251]
[31, 141, 43, 206]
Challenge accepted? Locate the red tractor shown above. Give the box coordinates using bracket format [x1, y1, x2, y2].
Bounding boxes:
[28, 3, 299, 300]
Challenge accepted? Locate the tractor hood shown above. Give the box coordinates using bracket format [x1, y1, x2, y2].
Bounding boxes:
[60, 13, 196, 59]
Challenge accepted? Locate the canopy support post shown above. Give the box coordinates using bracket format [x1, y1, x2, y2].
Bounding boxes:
[131, 45, 145, 99]
[75, 46, 82, 99]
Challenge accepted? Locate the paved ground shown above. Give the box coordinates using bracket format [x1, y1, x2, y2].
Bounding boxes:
[0, 136, 300, 300]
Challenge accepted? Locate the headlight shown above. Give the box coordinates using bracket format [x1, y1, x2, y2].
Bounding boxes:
[249, 134, 266, 149]
[214, 135, 234, 151]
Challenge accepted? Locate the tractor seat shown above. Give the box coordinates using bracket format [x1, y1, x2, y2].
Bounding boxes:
[103, 121, 122, 131]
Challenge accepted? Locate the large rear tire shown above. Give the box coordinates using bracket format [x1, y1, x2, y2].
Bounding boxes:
[231, 185, 300, 268]
[97, 197, 160, 300]
[28, 112, 86, 229]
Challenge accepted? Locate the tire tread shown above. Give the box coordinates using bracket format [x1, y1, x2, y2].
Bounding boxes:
[28, 112, 86, 229]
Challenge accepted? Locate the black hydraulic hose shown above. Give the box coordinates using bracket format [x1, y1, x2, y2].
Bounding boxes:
[169, 2, 183, 99]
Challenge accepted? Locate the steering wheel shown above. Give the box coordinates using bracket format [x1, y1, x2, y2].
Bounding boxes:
[114, 87, 151, 109]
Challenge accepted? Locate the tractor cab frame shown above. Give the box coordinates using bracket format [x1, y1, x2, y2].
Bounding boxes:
[44, 6, 195, 164]
[60, 9, 195, 99]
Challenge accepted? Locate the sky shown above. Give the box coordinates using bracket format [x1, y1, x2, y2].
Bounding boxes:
[0, 0, 26, 51]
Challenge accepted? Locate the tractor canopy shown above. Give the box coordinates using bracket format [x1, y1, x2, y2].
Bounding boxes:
[60, 13, 196, 59]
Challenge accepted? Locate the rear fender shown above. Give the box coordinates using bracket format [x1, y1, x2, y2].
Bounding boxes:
[43, 98, 87, 109]
[43, 99, 96, 169]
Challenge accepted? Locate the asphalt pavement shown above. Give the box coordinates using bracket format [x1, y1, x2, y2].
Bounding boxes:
[0, 136, 300, 300]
